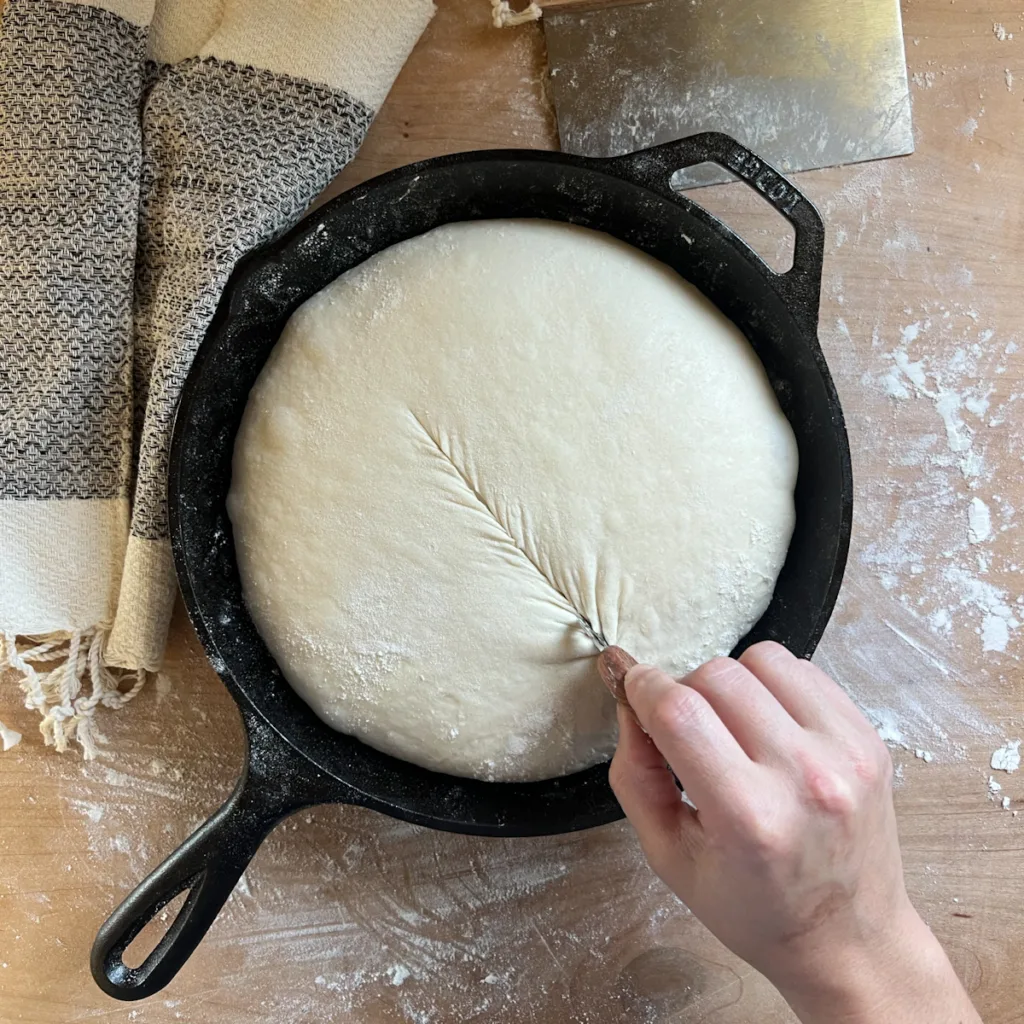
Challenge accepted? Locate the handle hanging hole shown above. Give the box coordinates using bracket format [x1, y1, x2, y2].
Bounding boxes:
[122, 888, 192, 970]
[670, 163, 796, 273]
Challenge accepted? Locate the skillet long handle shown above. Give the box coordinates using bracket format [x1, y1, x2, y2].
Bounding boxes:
[90, 710, 327, 1000]
[90, 764, 283, 1000]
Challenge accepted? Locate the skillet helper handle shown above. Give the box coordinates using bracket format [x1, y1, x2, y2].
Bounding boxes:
[605, 132, 825, 335]
[91, 713, 313, 1000]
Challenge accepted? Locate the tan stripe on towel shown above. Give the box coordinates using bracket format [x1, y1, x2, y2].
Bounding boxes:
[199, 0, 435, 109]
[0, 499, 128, 634]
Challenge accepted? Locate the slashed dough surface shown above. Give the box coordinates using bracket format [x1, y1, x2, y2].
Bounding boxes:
[227, 220, 798, 781]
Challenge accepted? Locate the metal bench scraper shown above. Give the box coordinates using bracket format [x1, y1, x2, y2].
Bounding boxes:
[542, 0, 914, 187]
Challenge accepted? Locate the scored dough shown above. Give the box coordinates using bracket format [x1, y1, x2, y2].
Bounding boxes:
[227, 220, 798, 782]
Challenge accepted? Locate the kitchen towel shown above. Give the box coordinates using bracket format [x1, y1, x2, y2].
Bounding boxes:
[1, 0, 434, 755]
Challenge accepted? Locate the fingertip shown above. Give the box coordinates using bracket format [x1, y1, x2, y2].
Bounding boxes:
[684, 655, 749, 692]
[624, 663, 677, 704]
[626, 665, 706, 738]
[738, 640, 796, 670]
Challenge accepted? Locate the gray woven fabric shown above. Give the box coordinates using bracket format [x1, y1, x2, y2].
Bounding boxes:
[0, 0, 148, 755]
[129, 58, 373, 540]
[0, 0, 146, 500]
[105, 57, 373, 672]
[1, 0, 426, 752]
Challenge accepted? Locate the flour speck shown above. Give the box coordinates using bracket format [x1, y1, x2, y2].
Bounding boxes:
[991, 740, 1021, 773]
[387, 964, 412, 986]
[957, 117, 979, 139]
[0, 721, 21, 751]
[967, 497, 992, 544]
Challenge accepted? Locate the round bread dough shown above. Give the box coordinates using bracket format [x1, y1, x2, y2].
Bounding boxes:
[227, 220, 798, 782]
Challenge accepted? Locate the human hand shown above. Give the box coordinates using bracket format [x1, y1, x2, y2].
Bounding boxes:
[601, 641, 980, 1024]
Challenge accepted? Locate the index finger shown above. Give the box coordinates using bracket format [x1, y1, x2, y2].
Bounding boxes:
[739, 642, 882, 742]
[625, 663, 755, 813]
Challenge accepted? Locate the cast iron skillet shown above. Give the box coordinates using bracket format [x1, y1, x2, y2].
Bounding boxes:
[92, 132, 852, 1000]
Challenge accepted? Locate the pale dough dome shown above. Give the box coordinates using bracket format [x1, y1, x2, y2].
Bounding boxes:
[227, 220, 798, 782]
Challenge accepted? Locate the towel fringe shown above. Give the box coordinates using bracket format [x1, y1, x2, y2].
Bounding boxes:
[491, 0, 542, 29]
[1, 627, 147, 758]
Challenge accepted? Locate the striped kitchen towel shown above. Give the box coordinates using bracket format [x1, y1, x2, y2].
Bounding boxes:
[0, 0, 434, 755]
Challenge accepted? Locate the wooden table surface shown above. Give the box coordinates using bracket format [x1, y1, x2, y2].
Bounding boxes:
[3, 1, 1023, 1021]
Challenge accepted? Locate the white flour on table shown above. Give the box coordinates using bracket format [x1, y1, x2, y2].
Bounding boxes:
[805, 143, 1021, 761]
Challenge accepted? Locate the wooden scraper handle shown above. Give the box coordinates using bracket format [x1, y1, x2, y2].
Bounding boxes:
[597, 645, 638, 709]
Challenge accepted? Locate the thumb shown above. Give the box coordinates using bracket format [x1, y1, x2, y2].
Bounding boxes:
[609, 704, 704, 873]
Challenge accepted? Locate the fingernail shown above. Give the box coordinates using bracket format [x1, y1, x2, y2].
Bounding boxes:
[598, 645, 637, 706]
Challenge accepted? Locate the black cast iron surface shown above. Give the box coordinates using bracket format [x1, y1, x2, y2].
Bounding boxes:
[92, 132, 853, 999]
